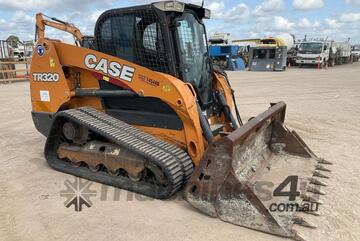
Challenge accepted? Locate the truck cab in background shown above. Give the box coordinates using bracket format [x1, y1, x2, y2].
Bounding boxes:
[297, 40, 352, 67]
[296, 41, 330, 67]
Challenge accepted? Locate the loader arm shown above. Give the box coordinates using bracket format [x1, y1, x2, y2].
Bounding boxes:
[35, 13, 84, 46]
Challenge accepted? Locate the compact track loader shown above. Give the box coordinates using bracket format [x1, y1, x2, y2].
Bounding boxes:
[30, 2, 331, 240]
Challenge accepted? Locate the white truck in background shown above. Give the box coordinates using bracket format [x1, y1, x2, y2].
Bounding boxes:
[332, 42, 352, 65]
[352, 45, 360, 62]
[11, 46, 25, 59]
[296, 40, 352, 67]
[296, 41, 330, 67]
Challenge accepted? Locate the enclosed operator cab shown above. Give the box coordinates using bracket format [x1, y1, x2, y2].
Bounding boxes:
[94, 2, 215, 122]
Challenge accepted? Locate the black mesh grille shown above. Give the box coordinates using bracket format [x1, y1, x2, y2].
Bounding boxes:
[95, 9, 170, 74]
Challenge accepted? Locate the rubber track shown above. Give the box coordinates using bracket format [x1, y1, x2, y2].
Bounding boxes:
[81, 107, 194, 181]
[45, 107, 193, 199]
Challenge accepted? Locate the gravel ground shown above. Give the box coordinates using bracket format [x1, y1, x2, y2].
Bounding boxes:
[0, 62, 359, 241]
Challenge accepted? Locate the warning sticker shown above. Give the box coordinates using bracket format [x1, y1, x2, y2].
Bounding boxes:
[40, 90, 50, 102]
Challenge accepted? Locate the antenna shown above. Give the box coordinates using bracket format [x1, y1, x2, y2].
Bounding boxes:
[201, 0, 204, 7]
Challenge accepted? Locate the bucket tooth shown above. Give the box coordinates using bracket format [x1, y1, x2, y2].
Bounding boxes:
[309, 177, 327, 186]
[315, 164, 331, 172]
[301, 194, 323, 204]
[313, 170, 330, 179]
[317, 158, 333, 165]
[294, 231, 309, 241]
[302, 208, 321, 216]
[307, 185, 326, 195]
[293, 216, 317, 229]
[299, 201, 321, 215]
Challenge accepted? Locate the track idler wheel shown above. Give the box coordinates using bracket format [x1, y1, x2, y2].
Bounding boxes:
[62, 121, 89, 145]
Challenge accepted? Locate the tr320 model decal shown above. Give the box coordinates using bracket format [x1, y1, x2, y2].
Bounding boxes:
[32, 73, 60, 82]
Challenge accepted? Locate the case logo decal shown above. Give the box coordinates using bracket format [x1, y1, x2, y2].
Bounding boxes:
[84, 54, 135, 82]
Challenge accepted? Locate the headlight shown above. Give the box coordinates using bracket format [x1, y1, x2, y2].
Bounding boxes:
[153, 1, 185, 12]
[204, 8, 211, 19]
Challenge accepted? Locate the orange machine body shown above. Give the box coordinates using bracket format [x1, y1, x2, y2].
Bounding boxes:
[30, 35, 234, 165]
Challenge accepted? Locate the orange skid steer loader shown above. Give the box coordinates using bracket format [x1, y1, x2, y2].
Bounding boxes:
[30, 1, 331, 240]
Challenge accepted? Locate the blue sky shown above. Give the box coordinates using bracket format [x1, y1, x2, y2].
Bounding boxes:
[0, 0, 359, 43]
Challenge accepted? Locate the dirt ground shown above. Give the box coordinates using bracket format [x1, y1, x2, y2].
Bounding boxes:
[0, 63, 359, 241]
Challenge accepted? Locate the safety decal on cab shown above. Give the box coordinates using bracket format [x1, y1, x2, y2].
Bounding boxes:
[162, 84, 171, 92]
[39, 90, 50, 102]
[49, 58, 55, 68]
[36, 44, 45, 57]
